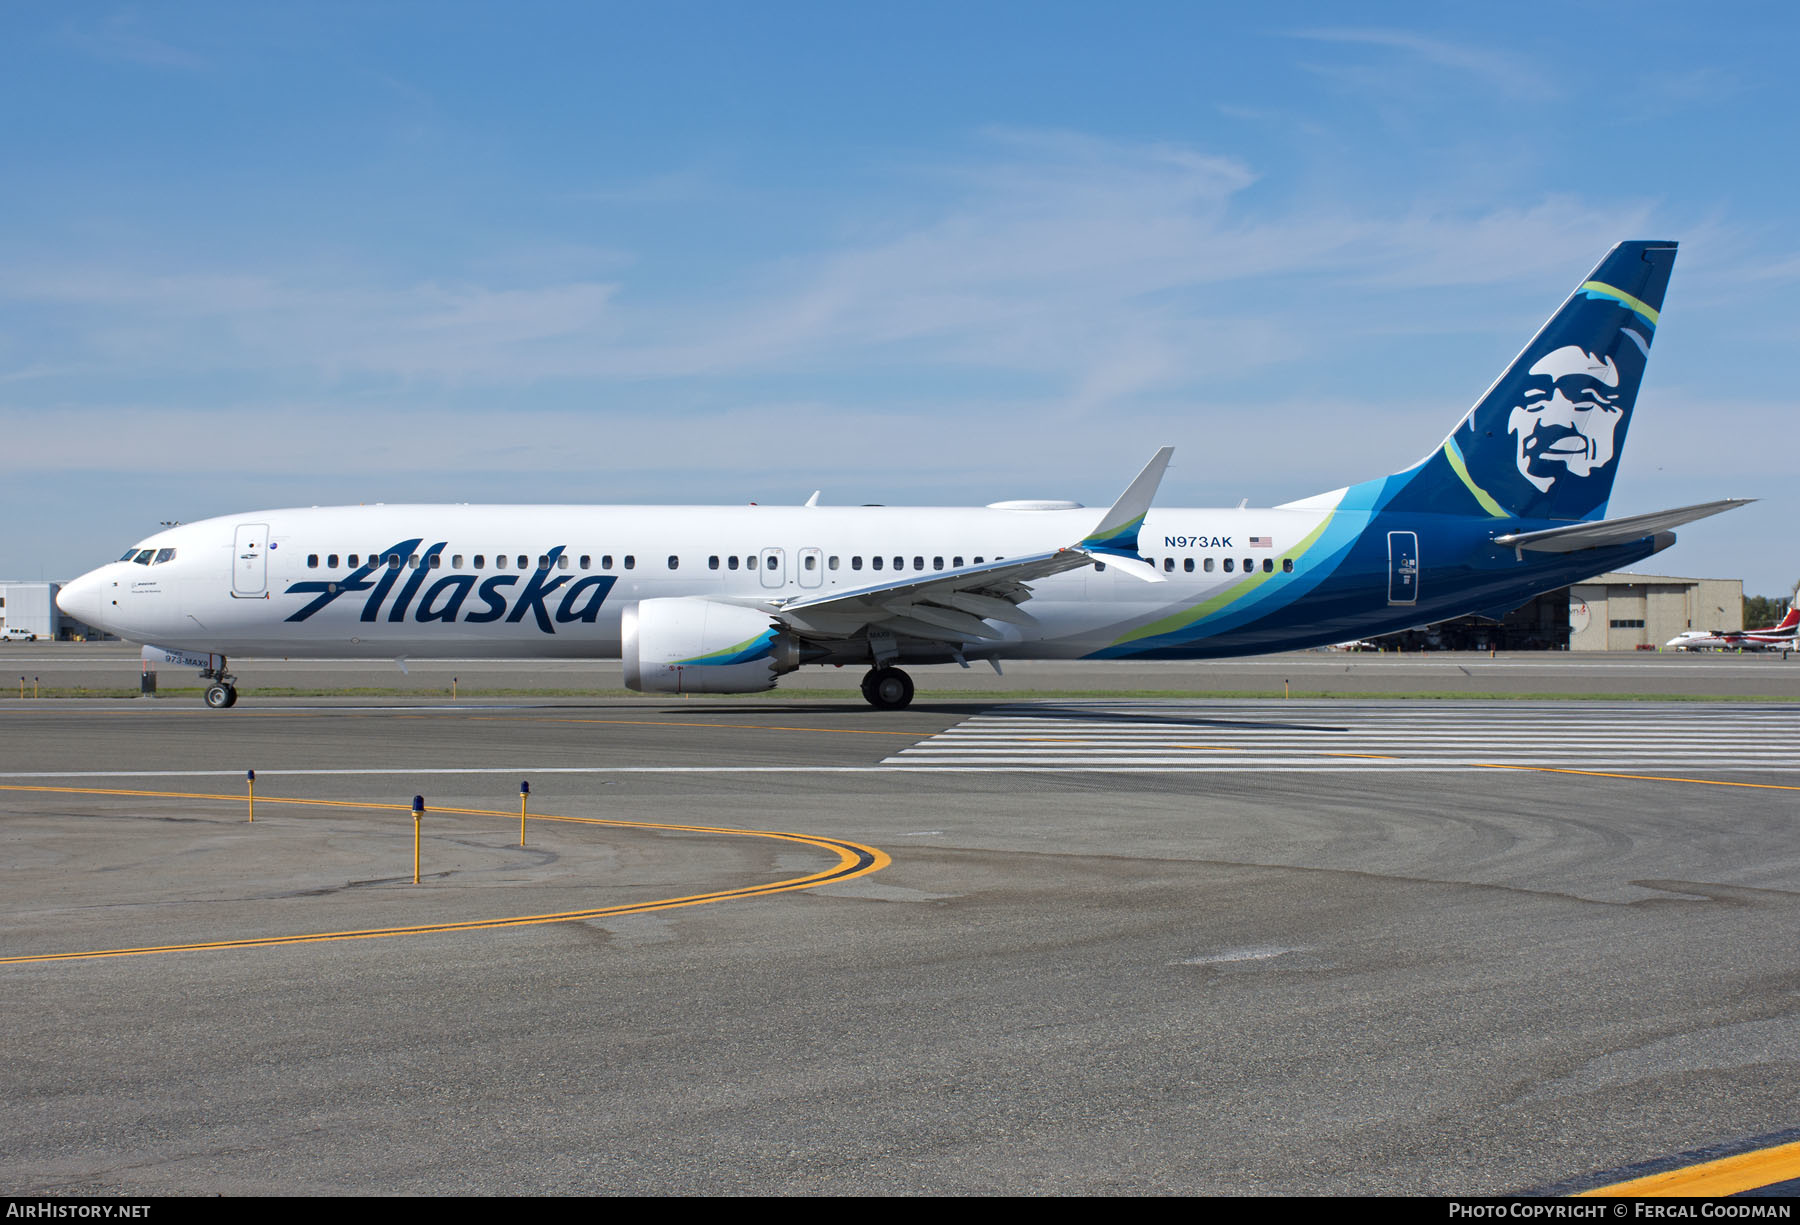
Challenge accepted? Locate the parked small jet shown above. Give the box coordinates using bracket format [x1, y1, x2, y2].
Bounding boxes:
[59, 241, 1749, 708]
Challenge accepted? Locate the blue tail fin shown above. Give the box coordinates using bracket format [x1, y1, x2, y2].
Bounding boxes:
[1427, 241, 1677, 522]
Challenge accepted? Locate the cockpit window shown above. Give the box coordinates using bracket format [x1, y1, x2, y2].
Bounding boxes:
[133, 549, 154, 565]
[120, 548, 140, 562]
[154, 548, 176, 564]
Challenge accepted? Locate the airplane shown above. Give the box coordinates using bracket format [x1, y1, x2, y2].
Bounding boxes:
[57, 240, 1753, 710]
[1667, 596, 1799, 652]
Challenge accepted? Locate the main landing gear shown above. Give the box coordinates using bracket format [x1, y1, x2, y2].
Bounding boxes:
[860, 666, 914, 710]
[200, 659, 239, 709]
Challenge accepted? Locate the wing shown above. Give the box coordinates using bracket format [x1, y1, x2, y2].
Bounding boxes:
[765, 447, 1173, 647]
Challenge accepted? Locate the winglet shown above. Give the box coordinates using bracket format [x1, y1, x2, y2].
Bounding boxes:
[1078, 446, 1173, 559]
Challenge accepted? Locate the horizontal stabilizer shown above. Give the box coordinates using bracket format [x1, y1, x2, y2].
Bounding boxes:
[1491, 498, 1753, 553]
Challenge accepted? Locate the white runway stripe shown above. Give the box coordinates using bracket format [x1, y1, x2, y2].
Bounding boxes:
[881, 702, 1800, 772]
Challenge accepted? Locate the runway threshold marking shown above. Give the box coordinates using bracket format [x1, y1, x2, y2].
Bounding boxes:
[1576, 1136, 1800, 1197]
[0, 784, 890, 965]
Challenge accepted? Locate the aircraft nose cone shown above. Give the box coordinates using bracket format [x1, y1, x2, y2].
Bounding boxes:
[56, 571, 106, 628]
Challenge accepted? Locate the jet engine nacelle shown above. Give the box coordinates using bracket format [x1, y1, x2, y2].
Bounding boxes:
[621, 598, 801, 694]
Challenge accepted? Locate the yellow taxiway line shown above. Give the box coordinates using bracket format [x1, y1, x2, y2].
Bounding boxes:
[1474, 763, 1800, 792]
[0, 783, 889, 964]
[1577, 1137, 1800, 1197]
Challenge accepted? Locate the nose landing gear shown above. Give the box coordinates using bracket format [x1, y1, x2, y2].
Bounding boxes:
[860, 666, 915, 710]
[200, 659, 239, 709]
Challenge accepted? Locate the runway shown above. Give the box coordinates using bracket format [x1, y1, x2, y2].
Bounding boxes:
[3, 694, 1799, 1194]
[9, 640, 1800, 699]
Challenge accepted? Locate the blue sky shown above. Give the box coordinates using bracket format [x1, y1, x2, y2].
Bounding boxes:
[3, 3, 1796, 596]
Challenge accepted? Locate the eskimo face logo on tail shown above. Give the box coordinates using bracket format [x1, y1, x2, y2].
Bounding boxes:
[1507, 345, 1626, 493]
[282, 541, 616, 633]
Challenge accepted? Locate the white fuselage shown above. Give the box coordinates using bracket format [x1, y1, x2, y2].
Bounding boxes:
[59, 502, 1334, 662]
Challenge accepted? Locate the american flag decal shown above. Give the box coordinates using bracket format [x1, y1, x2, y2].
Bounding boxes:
[1249, 536, 1273, 548]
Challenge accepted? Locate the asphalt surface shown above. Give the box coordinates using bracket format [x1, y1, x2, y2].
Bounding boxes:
[2, 657, 1799, 1194]
[8, 640, 1800, 698]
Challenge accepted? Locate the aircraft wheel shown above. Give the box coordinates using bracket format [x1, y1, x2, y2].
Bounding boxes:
[863, 667, 914, 710]
[204, 683, 235, 709]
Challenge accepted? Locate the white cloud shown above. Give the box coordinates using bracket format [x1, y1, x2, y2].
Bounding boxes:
[0, 130, 1673, 427]
[56, 10, 206, 70]
[1287, 26, 1555, 101]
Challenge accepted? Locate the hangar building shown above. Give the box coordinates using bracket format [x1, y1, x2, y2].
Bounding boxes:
[0, 581, 58, 640]
[0, 581, 114, 642]
[1567, 571, 1744, 651]
[1368, 571, 1744, 652]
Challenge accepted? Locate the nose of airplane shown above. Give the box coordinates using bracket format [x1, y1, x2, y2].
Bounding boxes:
[56, 570, 107, 629]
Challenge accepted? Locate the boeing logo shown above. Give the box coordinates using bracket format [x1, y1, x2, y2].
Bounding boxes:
[283, 540, 617, 633]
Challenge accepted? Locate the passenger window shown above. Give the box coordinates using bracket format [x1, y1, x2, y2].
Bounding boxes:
[745, 556, 756, 570]
[624, 555, 636, 570]
[1162, 558, 1174, 573]
[579, 555, 590, 570]
[473, 555, 484, 570]
[1095, 562, 1106, 572]
[430, 554, 442, 569]
[913, 556, 924, 571]
[974, 556, 984, 565]
[953, 556, 963, 568]
[516, 555, 527, 569]
[764, 555, 777, 571]
[558, 555, 569, 570]
[1223, 558, 1234, 573]
[872, 556, 884, 571]
[602, 555, 613, 570]
[348, 554, 359, 568]
[1262, 558, 1273, 573]
[933, 556, 944, 570]
[1282, 558, 1294, 573]
[709, 556, 720, 570]
[307, 554, 319, 568]
[804, 555, 816, 571]
[1204, 558, 1214, 573]
[328, 554, 339, 568]
[1243, 558, 1252, 573]
[1183, 558, 1194, 573]
[496, 555, 508, 569]
[668, 556, 680, 570]
[828, 556, 839, 570]
[407, 554, 418, 569]
[893, 557, 903, 571]
[852, 556, 864, 571]
[727, 556, 739, 571]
